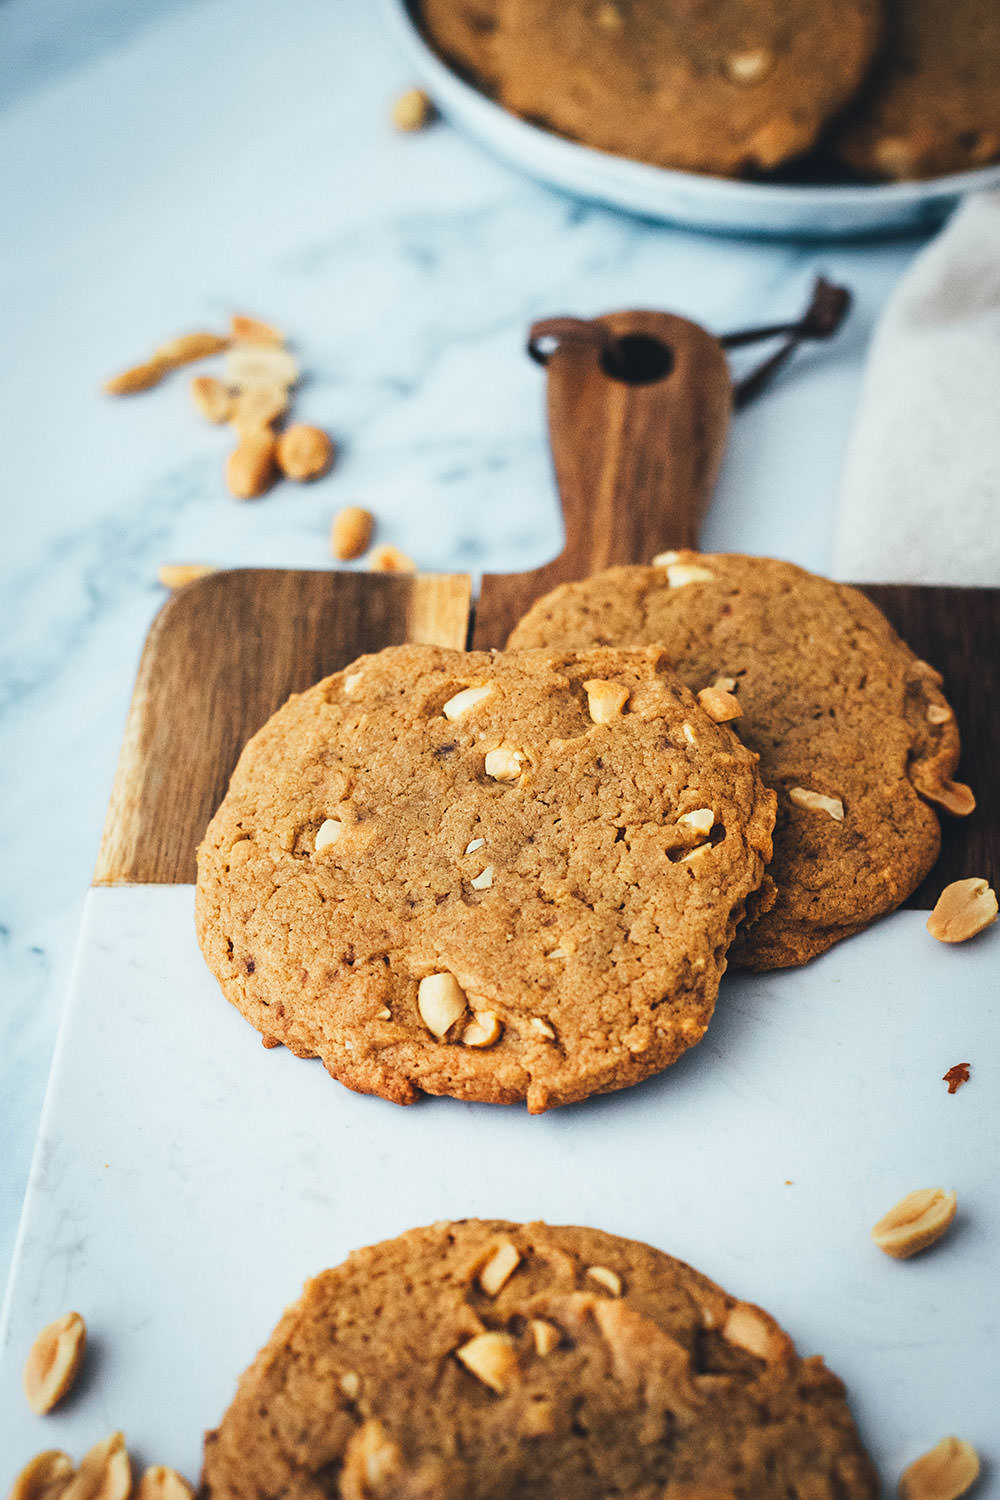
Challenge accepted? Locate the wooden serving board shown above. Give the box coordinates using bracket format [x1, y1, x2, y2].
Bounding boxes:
[95, 311, 999, 895]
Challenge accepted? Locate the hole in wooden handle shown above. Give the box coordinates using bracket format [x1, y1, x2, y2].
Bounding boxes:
[600, 332, 674, 385]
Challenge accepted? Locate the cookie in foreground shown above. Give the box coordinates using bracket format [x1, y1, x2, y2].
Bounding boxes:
[199, 1219, 879, 1500]
[509, 552, 967, 971]
[195, 643, 775, 1111]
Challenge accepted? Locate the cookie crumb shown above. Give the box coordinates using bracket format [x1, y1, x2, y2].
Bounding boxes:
[942, 1062, 970, 1094]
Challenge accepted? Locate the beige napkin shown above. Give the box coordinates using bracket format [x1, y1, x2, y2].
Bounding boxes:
[833, 191, 1000, 586]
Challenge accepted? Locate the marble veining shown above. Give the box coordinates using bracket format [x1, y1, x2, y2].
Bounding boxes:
[1, 0, 931, 1303]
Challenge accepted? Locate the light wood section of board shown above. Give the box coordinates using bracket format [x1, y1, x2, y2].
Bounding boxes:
[94, 568, 471, 886]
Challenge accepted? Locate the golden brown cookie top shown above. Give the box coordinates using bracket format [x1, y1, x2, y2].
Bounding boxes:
[832, 0, 1000, 178]
[196, 643, 775, 1111]
[200, 1219, 879, 1500]
[509, 553, 964, 970]
[433, 0, 883, 175]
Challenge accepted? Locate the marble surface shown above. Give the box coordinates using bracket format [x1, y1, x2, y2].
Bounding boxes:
[1, 893, 997, 1486]
[0, 0, 950, 1333]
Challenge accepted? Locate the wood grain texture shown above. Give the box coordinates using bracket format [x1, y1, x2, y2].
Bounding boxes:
[94, 568, 470, 886]
[472, 310, 732, 650]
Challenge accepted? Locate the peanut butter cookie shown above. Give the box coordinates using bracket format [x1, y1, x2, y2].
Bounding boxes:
[200, 1219, 879, 1500]
[195, 643, 775, 1111]
[439, 0, 883, 176]
[831, 0, 1000, 179]
[509, 553, 965, 971]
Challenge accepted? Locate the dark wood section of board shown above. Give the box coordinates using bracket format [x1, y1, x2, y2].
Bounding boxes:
[472, 309, 732, 652]
[861, 583, 999, 905]
[94, 568, 470, 886]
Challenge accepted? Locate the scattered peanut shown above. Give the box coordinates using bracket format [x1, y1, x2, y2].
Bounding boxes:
[871, 1188, 957, 1259]
[62, 1433, 130, 1500]
[103, 359, 167, 396]
[276, 424, 335, 482]
[455, 1331, 517, 1393]
[331, 506, 375, 561]
[788, 786, 845, 821]
[230, 313, 284, 346]
[157, 563, 216, 591]
[153, 331, 229, 367]
[9, 1451, 75, 1500]
[135, 1469, 193, 1500]
[230, 384, 289, 438]
[443, 684, 493, 720]
[899, 1436, 980, 1500]
[417, 972, 467, 1038]
[314, 818, 343, 852]
[368, 543, 416, 573]
[478, 1241, 521, 1295]
[583, 679, 629, 724]
[586, 1265, 622, 1297]
[462, 1010, 501, 1047]
[225, 344, 300, 391]
[484, 748, 523, 781]
[225, 431, 278, 500]
[189, 375, 234, 424]
[392, 87, 435, 132]
[22, 1312, 87, 1415]
[927, 878, 998, 943]
[697, 685, 741, 723]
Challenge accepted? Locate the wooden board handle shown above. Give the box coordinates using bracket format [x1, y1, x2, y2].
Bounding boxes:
[472, 310, 732, 648]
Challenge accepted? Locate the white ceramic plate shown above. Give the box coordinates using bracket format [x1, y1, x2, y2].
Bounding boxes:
[381, 0, 1000, 240]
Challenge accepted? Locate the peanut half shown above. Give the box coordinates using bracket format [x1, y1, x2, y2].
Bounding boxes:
[927, 878, 998, 944]
[455, 1332, 517, 1393]
[871, 1188, 957, 1259]
[103, 359, 167, 396]
[368, 543, 416, 573]
[417, 972, 467, 1038]
[22, 1312, 87, 1415]
[899, 1436, 980, 1500]
[788, 786, 844, 822]
[9, 1451, 75, 1500]
[135, 1470, 193, 1500]
[697, 686, 741, 723]
[189, 375, 234, 423]
[225, 431, 277, 500]
[230, 313, 284, 346]
[62, 1433, 131, 1500]
[275, 424, 335, 482]
[331, 506, 375, 561]
[392, 87, 435, 132]
[157, 563, 216, 591]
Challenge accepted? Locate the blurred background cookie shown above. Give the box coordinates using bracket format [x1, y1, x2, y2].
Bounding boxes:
[831, 0, 1000, 178]
[200, 1219, 879, 1500]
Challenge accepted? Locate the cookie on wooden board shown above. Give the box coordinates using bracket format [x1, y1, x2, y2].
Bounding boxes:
[831, 0, 1000, 179]
[195, 643, 775, 1112]
[483, 0, 883, 176]
[509, 553, 966, 971]
[200, 1219, 879, 1500]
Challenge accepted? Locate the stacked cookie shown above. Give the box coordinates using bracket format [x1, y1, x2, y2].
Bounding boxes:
[196, 554, 970, 1108]
[419, 0, 1000, 180]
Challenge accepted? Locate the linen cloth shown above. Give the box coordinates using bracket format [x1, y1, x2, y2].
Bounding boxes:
[833, 191, 1000, 586]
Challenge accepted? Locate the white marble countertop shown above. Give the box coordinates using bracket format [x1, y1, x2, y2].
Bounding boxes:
[0, 0, 935, 1326]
